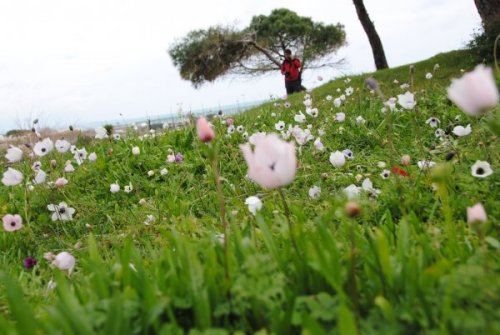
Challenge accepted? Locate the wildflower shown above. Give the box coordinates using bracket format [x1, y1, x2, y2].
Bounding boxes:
[362, 178, 381, 196]
[397, 91, 416, 109]
[294, 111, 306, 123]
[95, 127, 108, 139]
[377, 161, 386, 168]
[308, 186, 321, 199]
[124, 182, 133, 193]
[226, 118, 234, 126]
[47, 202, 75, 221]
[335, 113, 345, 122]
[329, 151, 346, 167]
[114, 134, 121, 140]
[345, 87, 354, 96]
[242, 132, 249, 139]
[110, 183, 120, 193]
[144, 214, 155, 225]
[52, 251, 75, 274]
[248, 132, 266, 145]
[333, 98, 342, 107]
[2, 214, 23, 232]
[88, 152, 97, 162]
[175, 153, 184, 162]
[227, 125, 235, 135]
[306, 108, 319, 118]
[467, 203, 487, 223]
[166, 154, 176, 163]
[160, 168, 168, 176]
[55, 139, 71, 153]
[240, 134, 296, 189]
[131, 146, 141, 155]
[342, 149, 354, 159]
[426, 117, 440, 128]
[447, 65, 499, 116]
[400, 83, 410, 90]
[23, 256, 37, 269]
[435, 128, 446, 138]
[33, 138, 54, 157]
[55, 177, 68, 187]
[340, 94, 346, 101]
[34, 169, 47, 184]
[74, 148, 88, 165]
[386, 97, 397, 111]
[471, 161, 493, 178]
[326, 95, 333, 101]
[284, 102, 291, 108]
[139, 198, 147, 206]
[245, 196, 262, 215]
[343, 184, 361, 199]
[452, 124, 471, 137]
[380, 169, 391, 179]
[418, 160, 436, 170]
[356, 116, 366, 125]
[147, 170, 155, 177]
[365, 77, 378, 90]
[425, 72, 433, 80]
[2, 168, 23, 186]
[392, 167, 409, 177]
[275, 121, 286, 131]
[314, 137, 324, 151]
[5, 146, 23, 163]
[303, 99, 312, 108]
[64, 162, 75, 173]
[236, 125, 244, 133]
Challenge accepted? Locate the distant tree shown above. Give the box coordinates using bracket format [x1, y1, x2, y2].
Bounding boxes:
[169, 8, 346, 87]
[352, 0, 389, 70]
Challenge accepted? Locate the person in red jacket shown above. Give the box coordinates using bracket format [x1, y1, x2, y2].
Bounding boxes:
[281, 49, 303, 95]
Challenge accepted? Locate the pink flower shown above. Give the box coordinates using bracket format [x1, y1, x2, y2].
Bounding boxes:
[240, 133, 296, 189]
[2, 214, 23, 232]
[226, 118, 234, 126]
[467, 203, 487, 223]
[447, 65, 499, 116]
[196, 118, 215, 143]
[55, 177, 68, 187]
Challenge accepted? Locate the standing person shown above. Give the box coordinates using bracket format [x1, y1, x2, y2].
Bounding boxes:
[281, 49, 303, 95]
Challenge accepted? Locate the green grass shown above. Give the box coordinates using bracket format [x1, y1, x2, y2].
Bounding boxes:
[0, 48, 499, 334]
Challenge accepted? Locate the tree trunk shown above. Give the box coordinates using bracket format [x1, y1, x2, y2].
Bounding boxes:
[474, 0, 500, 32]
[352, 0, 389, 70]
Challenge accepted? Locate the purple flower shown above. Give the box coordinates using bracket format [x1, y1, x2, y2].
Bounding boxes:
[175, 153, 184, 162]
[23, 256, 37, 269]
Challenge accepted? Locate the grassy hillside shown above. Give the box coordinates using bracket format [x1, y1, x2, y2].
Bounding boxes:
[0, 49, 498, 334]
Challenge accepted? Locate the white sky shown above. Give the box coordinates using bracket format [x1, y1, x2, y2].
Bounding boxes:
[0, 0, 481, 133]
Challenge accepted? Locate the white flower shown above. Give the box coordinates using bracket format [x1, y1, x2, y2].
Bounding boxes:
[342, 149, 354, 159]
[314, 137, 324, 151]
[147, 170, 155, 177]
[88, 152, 97, 162]
[333, 98, 342, 107]
[340, 94, 346, 101]
[303, 98, 312, 108]
[5, 146, 23, 163]
[308, 186, 321, 199]
[227, 125, 235, 135]
[425, 72, 433, 80]
[318, 129, 325, 136]
[294, 111, 306, 123]
[55, 139, 71, 153]
[110, 183, 120, 193]
[70, 145, 77, 154]
[95, 127, 108, 139]
[452, 124, 471, 137]
[329, 151, 346, 167]
[52, 251, 76, 274]
[160, 168, 168, 176]
[345, 87, 354, 96]
[380, 169, 391, 179]
[236, 125, 244, 133]
[124, 182, 133, 193]
[471, 161, 493, 178]
[166, 154, 175, 163]
[435, 128, 446, 138]
[397, 91, 416, 109]
[377, 161, 386, 168]
[144, 214, 155, 225]
[306, 108, 319, 118]
[242, 132, 249, 139]
[2, 168, 23, 186]
[245, 196, 262, 215]
[400, 83, 410, 90]
[418, 160, 436, 170]
[355, 116, 366, 125]
[362, 178, 381, 196]
[344, 78, 351, 83]
[335, 113, 345, 122]
[343, 184, 361, 199]
[74, 148, 87, 165]
[275, 121, 286, 131]
[47, 202, 75, 221]
[64, 162, 75, 173]
[33, 138, 54, 157]
[426, 117, 440, 128]
[326, 95, 333, 101]
[34, 169, 47, 184]
[447, 65, 499, 116]
[386, 97, 397, 111]
[132, 146, 140, 155]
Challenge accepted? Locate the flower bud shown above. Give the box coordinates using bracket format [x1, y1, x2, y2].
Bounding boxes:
[196, 117, 215, 143]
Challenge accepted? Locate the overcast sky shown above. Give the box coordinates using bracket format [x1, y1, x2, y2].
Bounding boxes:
[0, 0, 481, 133]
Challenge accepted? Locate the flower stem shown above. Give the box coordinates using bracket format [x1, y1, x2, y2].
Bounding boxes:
[278, 188, 300, 256]
[494, 34, 500, 73]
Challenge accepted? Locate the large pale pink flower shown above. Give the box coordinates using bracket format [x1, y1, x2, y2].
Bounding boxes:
[240, 133, 296, 189]
[447, 65, 499, 116]
[196, 117, 215, 143]
[466, 203, 487, 223]
[2, 214, 23, 232]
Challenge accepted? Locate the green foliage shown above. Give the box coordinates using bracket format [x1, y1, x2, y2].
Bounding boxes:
[169, 8, 345, 87]
[0, 49, 498, 334]
[104, 124, 114, 136]
[5, 129, 30, 137]
[467, 21, 500, 63]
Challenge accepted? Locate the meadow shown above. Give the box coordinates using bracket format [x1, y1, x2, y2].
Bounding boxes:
[0, 49, 498, 334]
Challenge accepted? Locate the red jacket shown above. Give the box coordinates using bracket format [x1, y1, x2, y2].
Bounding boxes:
[281, 58, 301, 81]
